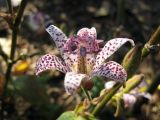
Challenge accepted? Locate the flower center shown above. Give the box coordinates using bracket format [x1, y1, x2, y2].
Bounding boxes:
[80, 47, 86, 57]
[77, 46, 87, 74]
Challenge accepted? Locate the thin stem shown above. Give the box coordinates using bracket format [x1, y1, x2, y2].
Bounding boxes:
[5, 0, 13, 15]
[81, 86, 92, 101]
[12, 52, 42, 64]
[11, 0, 28, 60]
[142, 26, 160, 59]
[10, 27, 18, 60]
[0, 63, 13, 120]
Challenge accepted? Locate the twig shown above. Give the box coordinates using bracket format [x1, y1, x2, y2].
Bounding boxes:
[12, 52, 42, 64]
[5, 0, 13, 15]
[81, 86, 92, 101]
[0, 0, 28, 120]
[11, 0, 28, 60]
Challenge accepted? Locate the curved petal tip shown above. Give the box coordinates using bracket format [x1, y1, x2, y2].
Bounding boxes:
[64, 72, 89, 95]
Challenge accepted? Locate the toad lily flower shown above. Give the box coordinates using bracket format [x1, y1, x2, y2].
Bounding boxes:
[35, 25, 135, 95]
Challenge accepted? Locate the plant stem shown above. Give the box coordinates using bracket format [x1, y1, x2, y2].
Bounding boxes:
[6, 0, 13, 15]
[0, 0, 28, 119]
[142, 26, 160, 59]
[92, 83, 121, 116]
[11, 0, 28, 60]
[81, 86, 92, 101]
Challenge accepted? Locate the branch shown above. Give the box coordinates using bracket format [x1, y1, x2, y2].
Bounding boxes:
[0, 45, 8, 62]
[10, 0, 28, 60]
[0, 1, 28, 120]
[5, 0, 13, 15]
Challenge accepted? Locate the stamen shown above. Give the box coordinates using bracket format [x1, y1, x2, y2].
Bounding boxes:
[77, 47, 87, 74]
[80, 47, 87, 57]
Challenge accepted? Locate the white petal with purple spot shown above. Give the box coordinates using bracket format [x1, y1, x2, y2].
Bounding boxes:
[46, 25, 67, 54]
[64, 72, 88, 95]
[94, 38, 135, 69]
[35, 54, 69, 75]
[92, 61, 127, 82]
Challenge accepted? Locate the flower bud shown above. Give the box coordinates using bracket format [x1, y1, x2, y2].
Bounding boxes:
[123, 94, 136, 108]
[123, 74, 144, 93]
[142, 26, 160, 58]
[82, 79, 94, 90]
[122, 44, 142, 78]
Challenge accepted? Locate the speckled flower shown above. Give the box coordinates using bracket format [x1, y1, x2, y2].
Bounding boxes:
[35, 25, 134, 95]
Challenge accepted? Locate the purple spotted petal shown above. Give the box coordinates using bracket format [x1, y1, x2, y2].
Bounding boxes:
[63, 52, 96, 74]
[66, 54, 80, 73]
[77, 27, 100, 53]
[63, 36, 79, 53]
[92, 61, 127, 82]
[77, 27, 97, 40]
[94, 38, 135, 69]
[63, 53, 73, 71]
[35, 54, 69, 75]
[64, 72, 89, 95]
[85, 54, 96, 74]
[46, 25, 67, 54]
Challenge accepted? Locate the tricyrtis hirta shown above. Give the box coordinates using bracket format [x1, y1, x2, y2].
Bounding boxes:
[35, 25, 135, 95]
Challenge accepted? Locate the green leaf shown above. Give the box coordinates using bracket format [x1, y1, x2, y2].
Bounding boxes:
[57, 111, 97, 120]
[13, 75, 50, 105]
[91, 76, 104, 97]
[57, 111, 78, 120]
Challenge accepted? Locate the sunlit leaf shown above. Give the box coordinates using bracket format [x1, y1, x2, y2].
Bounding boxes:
[158, 85, 160, 90]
